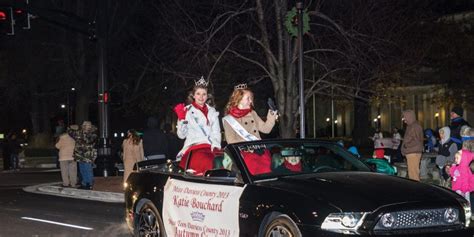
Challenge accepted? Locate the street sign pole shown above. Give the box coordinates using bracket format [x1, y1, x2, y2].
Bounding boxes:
[96, 0, 112, 177]
[296, 0, 305, 138]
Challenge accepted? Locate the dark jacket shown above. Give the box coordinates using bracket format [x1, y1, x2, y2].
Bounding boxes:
[449, 117, 470, 149]
[164, 132, 182, 160]
[401, 110, 424, 155]
[8, 138, 21, 155]
[142, 128, 169, 158]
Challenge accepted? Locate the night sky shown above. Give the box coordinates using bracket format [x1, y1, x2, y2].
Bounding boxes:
[0, 0, 473, 139]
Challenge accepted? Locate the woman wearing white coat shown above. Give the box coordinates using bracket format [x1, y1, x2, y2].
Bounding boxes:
[173, 77, 221, 175]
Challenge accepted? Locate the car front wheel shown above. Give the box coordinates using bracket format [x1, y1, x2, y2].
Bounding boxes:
[135, 202, 165, 237]
[263, 214, 302, 237]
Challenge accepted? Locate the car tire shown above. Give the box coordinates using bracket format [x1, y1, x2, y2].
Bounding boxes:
[134, 202, 165, 237]
[262, 213, 302, 237]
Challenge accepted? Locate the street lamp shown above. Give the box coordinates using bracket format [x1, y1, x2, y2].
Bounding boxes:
[60, 104, 66, 109]
[377, 114, 381, 130]
[435, 112, 439, 128]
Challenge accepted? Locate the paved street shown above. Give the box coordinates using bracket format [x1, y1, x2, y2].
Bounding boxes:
[0, 170, 129, 237]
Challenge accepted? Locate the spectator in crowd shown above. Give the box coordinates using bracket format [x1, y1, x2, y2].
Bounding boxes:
[2, 137, 11, 171]
[435, 127, 457, 187]
[163, 123, 181, 160]
[424, 128, 438, 153]
[69, 121, 98, 190]
[369, 128, 383, 141]
[347, 146, 361, 159]
[392, 127, 402, 150]
[122, 129, 144, 183]
[173, 77, 221, 175]
[373, 139, 387, 160]
[401, 110, 424, 181]
[448, 149, 474, 203]
[55, 128, 77, 188]
[391, 127, 403, 163]
[142, 117, 169, 160]
[450, 106, 470, 150]
[8, 133, 22, 171]
[54, 119, 66, 138]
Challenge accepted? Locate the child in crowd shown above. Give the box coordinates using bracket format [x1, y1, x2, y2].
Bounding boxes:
[347, 146, 361, 159]
[449, 150, 473, 203]
[436, 127, 457, 186]
[448, 127, 474, 204]
[373, 139, 385, 159]
[373, 139, 391, 162]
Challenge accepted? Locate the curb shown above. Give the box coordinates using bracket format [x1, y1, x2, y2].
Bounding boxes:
[23, 182, 124, 203]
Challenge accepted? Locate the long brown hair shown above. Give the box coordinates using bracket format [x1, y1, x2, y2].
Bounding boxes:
[225, 88, 254, 114]
[186, 85, 208, 105]
[126, 129, 141, 145]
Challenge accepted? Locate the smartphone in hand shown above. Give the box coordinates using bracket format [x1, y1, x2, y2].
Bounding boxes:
[267, 98, 278, 112]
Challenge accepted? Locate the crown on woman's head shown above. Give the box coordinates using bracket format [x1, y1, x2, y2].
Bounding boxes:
[194, 76, 209, 87]
[234, 83, 247, 90]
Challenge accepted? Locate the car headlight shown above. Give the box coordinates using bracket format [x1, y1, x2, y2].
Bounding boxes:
[444, 208, 458, 224]
[380, 213, 395, 228]
[321, 212, 368, 234]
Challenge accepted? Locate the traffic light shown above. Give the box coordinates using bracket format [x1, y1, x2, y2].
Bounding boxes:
[0, 7, 14, 35]
[88, 21, 97, 41]
[13, 8, 30, 29]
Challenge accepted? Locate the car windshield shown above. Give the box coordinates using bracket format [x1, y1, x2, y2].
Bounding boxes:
[235, 141, 370, 180]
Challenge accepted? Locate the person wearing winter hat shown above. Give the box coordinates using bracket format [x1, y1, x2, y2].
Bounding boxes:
[450, 106, 470, 150]
[401, 110, 424, 181]
[435, 127, 457, 186]
[347, 146, 361, 158]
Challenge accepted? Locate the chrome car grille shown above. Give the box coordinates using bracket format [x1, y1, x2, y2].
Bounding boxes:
[374, 208, 461, 230]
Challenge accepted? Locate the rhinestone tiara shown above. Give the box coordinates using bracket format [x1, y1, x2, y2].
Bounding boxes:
[234, 83, 247, 90]
[194, 76, 209, 87]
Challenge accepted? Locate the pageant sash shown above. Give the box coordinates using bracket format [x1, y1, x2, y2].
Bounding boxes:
[223, 115, 259, 141]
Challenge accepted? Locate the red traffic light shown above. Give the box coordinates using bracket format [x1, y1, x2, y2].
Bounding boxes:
[0, 11, 6, 21]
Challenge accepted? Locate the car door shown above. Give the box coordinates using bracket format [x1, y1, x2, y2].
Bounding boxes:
[161, 149, 247, 236]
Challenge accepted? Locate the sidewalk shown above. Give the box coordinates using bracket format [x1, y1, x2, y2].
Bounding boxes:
[23, 176, 125, 203]
[23, 171, 441, 204]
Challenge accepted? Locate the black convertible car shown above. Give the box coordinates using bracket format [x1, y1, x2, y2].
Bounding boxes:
[125, 139, 473, 236]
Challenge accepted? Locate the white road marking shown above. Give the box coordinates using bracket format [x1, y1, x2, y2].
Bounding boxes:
[21, 217, 94, 230]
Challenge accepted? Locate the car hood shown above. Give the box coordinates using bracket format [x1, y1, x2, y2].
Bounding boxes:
[258, 172, 458, 211]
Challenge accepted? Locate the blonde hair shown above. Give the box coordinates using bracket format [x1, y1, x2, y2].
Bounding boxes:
[225, 88, 254, 114]
[126, 129, 141, 145]
[462, 128, 474, 152]
[455, 150, 462, 160]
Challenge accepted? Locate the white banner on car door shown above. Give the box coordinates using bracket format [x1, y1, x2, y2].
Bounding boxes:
[163, 178, 245, 237]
